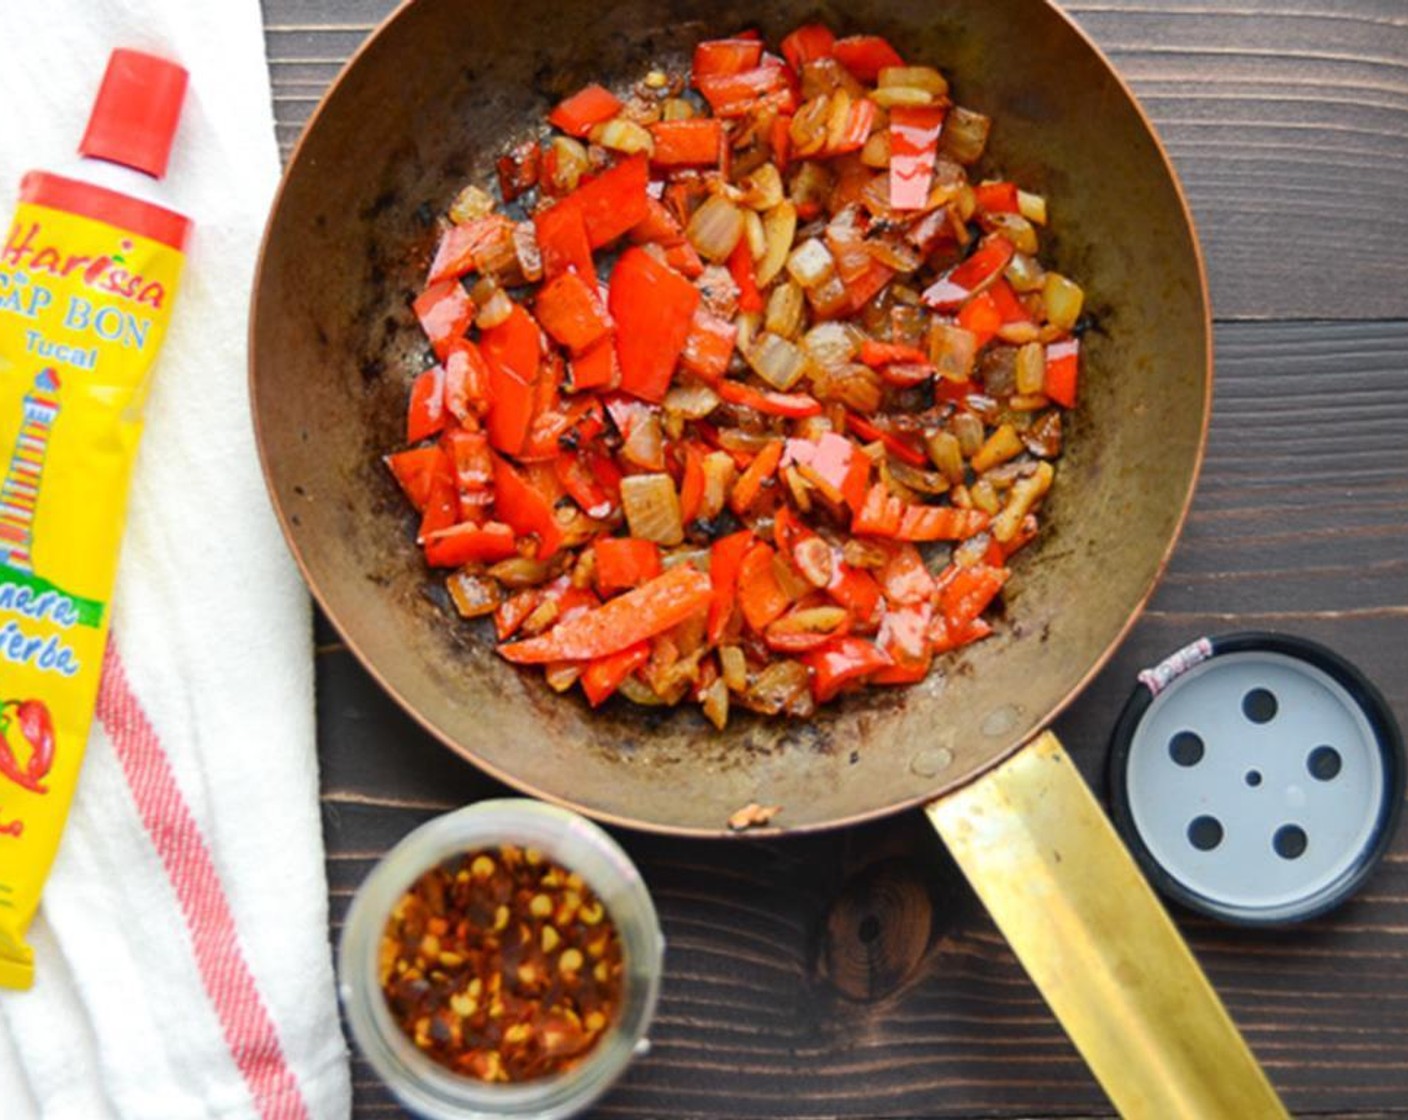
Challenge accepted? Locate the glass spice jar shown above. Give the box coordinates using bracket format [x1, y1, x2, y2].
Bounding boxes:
[339, 799, 665, 1119]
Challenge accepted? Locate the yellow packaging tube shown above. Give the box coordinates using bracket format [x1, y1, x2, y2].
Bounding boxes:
[0, 49, 190, 989]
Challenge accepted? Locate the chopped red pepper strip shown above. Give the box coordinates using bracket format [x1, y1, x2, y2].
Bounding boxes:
[442, 429, 494, 495]
[630, 196, 687, 246]
[845, 259, 896, 312]
[765, 608, 851, 652]
[413, 279, 474, 361]
[737, 542, 790, 632]
[385, 447, 450, 512]
[804, 636, 893, 702]
[826, 559, 882, 624]
[895, 504, 990, 542]
[957, 289, 1003, 348]
[707, 529, 754, 644]
[678, 443, 707, 524]
[695, 63, 795, 118]
[548, 83, 624, 138]
[939, 563, 1010, 628]
[534, 268, 614, 355]
[443, 339, 492, 422]
[572, 155, 651, 249]
[422, 521, 518, 568]
[498, 566, 712, 663]
[852, 482, 904, 537]
[780, 23, 835, 71]
[929, 614, 993, 654]
[496, 139, 541, 203]
[649, 119, 724, 167]
[417, 468, 459, 542]
[769, 113, 793, 170]
[593, 537, 663, 595]
[833, 35, 905, 82]
[608, 247, 700, 403]
[407, 365, 447, 443]
[495, 589, 543, 641]
[480, 301, 541, 383]
[534, 198, 597, 285]
[569, 335, 618, 392]
[679, 310, 738, 382]
[485, 359, 534, 456]
[889, 105, 946, 211]
[729, 439, 784, 515]
[663, 241, 706, 279]
[427, 215, 515, 285]
[553, 452, 615, 519]
[879, 543, 935, 605]
[844, 413, 928, 467]
[986, 277, 1030, 325]
[873, 601, 933, 675]
[1045, 337, 1080, 407]
[581, 641, 652, 707]
[492, 454, 563, 560]
[922, 235, 1016, 310]
[717, 380, 822, 418]
[858, 339, 931, 368]
[727, 239, 764, 313]
[518, 393, 599, 462]
[693, 39, 765, 78]
[975, 181, 1020, 214]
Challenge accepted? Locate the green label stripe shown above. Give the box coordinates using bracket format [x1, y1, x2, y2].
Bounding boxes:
[0, 564, 104, 628]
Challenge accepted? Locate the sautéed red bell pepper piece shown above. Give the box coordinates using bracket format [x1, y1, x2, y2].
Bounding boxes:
[572, 155, 651, 249]
[413, 280, 474, 361]
[707, 530, 754, 644]
[780, 23, 835, 70]
[580, 642, 652, 706]
[805, 636, 893, 702]
[608, 247, 700, 403]
[422, 521, 518, 568]
[889, 105, 946, 212]
[406, 365, 447, 443]
[833, 35, 904, 82]
[1045, 338, 1080, 407]
[492, 454, 563, 560]
[593, 537, 663, 594]
[693, 38, 764, 78]
[548, 83, 624, 137]
[498, 566, 712, 663]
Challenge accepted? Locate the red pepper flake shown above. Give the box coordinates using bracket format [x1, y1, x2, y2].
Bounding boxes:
[379, 844, 624, 1082]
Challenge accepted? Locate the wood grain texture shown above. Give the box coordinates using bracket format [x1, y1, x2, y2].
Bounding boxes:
[257, 1, 1408, 1116]
[260, 0, 1408, 320]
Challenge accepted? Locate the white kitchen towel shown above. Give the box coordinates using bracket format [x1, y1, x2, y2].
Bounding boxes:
[0, 2, 352, 1118]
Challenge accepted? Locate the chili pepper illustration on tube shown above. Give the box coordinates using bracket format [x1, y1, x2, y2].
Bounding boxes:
[0, 699, 54, 794]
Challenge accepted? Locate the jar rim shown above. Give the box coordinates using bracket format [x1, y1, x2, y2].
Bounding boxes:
[338, 799, 664, 1120]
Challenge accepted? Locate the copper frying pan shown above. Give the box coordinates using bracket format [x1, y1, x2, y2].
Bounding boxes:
[251, 0, 1285, 1113]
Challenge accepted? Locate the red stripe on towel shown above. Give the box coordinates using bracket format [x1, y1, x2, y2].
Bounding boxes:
[97, 639, 311, 1120]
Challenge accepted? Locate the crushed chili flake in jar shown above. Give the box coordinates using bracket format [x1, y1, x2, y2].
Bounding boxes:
[378, 843, 624, 1082]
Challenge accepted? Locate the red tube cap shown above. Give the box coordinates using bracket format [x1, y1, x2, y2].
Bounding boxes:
[79, 49, 188, 179]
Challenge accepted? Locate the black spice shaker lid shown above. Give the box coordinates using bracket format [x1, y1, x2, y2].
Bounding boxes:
[1107, 632, 1404, 925]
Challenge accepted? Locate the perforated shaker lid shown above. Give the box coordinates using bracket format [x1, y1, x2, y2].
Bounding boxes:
[1108, 632, 1404, 925]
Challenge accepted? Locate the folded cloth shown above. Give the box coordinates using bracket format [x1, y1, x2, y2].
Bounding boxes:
[0, 1, 351, 1117]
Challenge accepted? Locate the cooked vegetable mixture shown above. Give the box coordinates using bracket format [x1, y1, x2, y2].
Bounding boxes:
[386, 23, 1086, 727]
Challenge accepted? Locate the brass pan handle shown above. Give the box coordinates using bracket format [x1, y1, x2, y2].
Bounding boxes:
[927, 731, 1287, 1119]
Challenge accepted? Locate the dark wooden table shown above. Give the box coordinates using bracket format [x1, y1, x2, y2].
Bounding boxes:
[262, 2, 1408, 1115]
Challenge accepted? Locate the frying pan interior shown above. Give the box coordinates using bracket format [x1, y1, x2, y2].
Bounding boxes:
[252, 0, 1209, 834]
